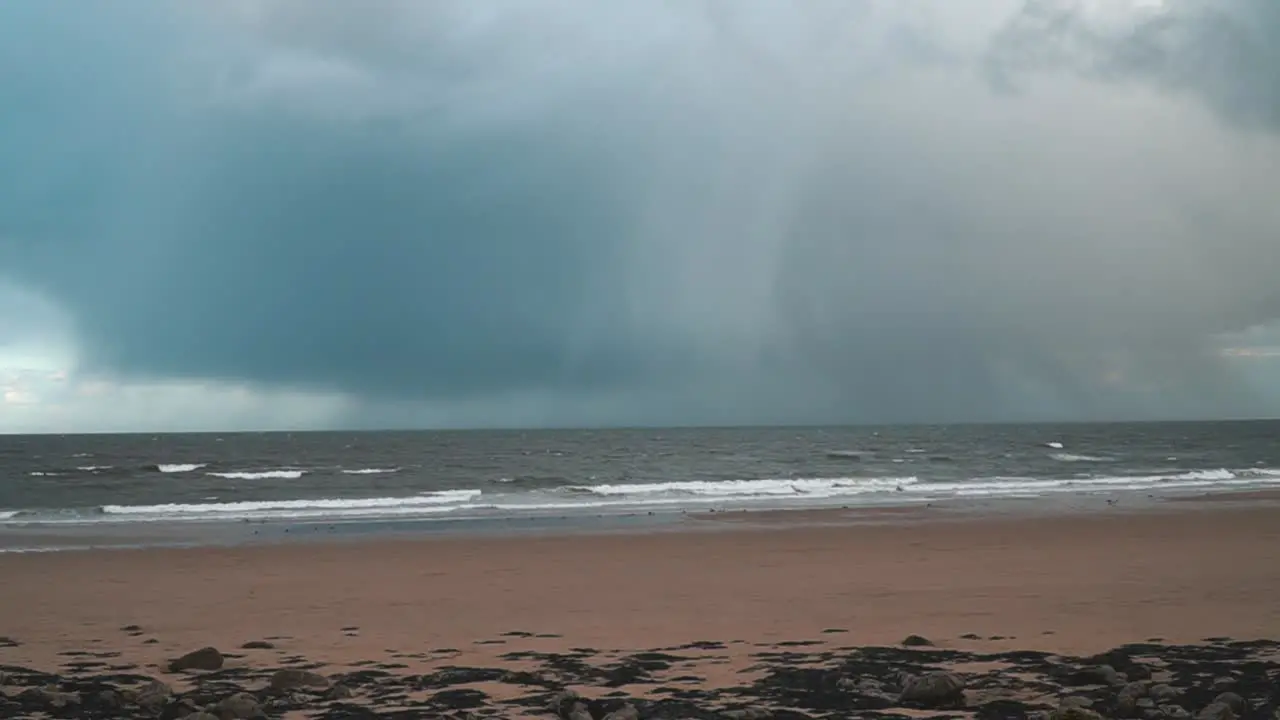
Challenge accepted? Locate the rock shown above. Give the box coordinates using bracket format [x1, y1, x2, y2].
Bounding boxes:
[900, 671, 966, 708]
[1212, 678, 1236, 692]
[902, 634, 935, 647]
[1078, 665, 1124, 687]
[18, 687, 81, 711]
[1198, 702, 1236, 720]
[324, 684, 354, 700]
[1117, 682, 1151, 717]
[1126, 664, 1154, 681]
[137, 679, 173, 712]
[1213, 693, 1246, 715]
[168, 646, 224, 672]
[567, 703, 593, 720]
[240, 641, 275, 650]
[186, 713, 220, 720]
[159, 697, 201, 720]
[1150, 685, 1181, 704]
[269, 668, 330, 692]
[215, 692, 262, 719]
[603, 703, 640, 720]
[1062, 697, 1096, 710]
[1161, 705, 1193, 720]
[723, 710, 771, 720]
[551, 690, 585, 719]
[1052, 707, 1104, 720]
[86, 688, 126, 713]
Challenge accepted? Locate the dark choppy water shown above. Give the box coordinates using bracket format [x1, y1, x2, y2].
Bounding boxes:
[1, 421, 1278, 528]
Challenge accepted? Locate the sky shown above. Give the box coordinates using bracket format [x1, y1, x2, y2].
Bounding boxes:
[2, 0, 1280, 433]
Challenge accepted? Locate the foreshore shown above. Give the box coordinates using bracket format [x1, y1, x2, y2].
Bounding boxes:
[1, 499, 1278, 718]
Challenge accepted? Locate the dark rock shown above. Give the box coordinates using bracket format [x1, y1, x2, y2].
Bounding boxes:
[900, 671, 966, 708]
[1052, 707, 1104, 720]
[1117, 681, 1152, 717]
[1214, 693, 1246, 715]
[215, 691, 263, 719]
[168, 647, 224, 672]
[1212, 678, 1237, 692]
[240, 641, 275, 650]
[325, 684, 354, 700]
[723, 710, 772, 720]
[902, 635, 935, 647]
[1151, 685, 1182, 704]
[18, 686, 80, 711]
[159, 698, 201, 720]
[431, 688, 489, 710]
[269, 668, 330, 692]
[1063, 665, 1124, 687]
[84, 687, 126, 713]
[602, 704, 640, 720]
[1199, 702, 1237, 720]
[551, 690, 586, 719]
[136, 679, 173, 712]
[1161, 705, 1193, 720]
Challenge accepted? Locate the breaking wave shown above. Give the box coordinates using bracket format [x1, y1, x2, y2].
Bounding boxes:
[208, 470, 305, 480]
[342, 468, 400, 475]
[150, 463, 206, 473]
[3, 468, 1278, 526]
[1050, 453, 1115, 463]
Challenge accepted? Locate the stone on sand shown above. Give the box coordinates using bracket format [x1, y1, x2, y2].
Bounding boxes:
[269, 668, 330, 692]
[168, 646, 224, 672]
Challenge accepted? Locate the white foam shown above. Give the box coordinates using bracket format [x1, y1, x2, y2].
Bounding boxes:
[208, 470, 305, 480]
[157, 463, 205, 473]
[571, 476, 917, 499]
[77, 465, 113, 472]
[0, 510, 19, 520]
[101, 489, 483, 521]
[342, 468, 399, 475]
[1044, 441, 1065, 449]
[1050, 453, 1114, 463]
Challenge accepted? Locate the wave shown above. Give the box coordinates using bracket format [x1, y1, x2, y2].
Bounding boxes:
[569, 476, 916, 499]
[208, 470, 305, 480]
[341, 468, 399, 475]
[5, 468, 1279, 526]
[1050, 453, 1114, 463]
[150, 463, 206, 473]
[99, 489, 482, 521]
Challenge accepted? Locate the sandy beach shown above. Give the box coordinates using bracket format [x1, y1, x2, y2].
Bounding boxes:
[3, 503, 1279, 675]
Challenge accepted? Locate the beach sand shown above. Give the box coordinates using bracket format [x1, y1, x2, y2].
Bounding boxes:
[2, 502, 1279, 689]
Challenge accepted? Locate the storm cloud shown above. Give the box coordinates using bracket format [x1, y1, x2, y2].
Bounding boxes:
[3, 0, 1280, 429]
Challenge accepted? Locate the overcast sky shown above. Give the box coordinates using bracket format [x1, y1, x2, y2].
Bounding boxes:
[3, 0, 1280, 433]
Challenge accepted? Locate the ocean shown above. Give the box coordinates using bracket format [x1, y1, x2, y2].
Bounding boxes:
[2, 421, 1278, 548]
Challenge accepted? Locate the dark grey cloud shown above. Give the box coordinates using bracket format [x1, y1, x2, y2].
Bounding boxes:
[3, 0, 1280, 428]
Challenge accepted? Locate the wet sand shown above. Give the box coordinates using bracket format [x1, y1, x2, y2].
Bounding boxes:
[2, 502, 1278, 685]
